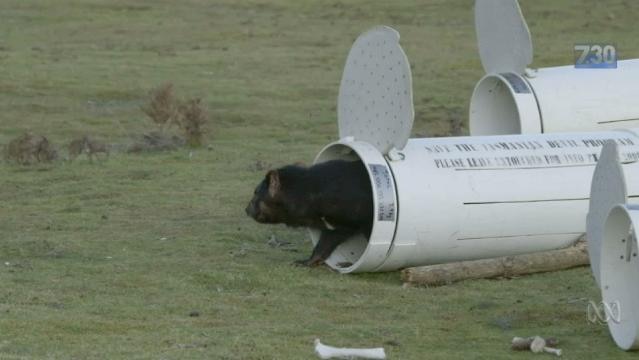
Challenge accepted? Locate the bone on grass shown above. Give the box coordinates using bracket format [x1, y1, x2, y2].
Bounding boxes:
[314, 339, 386, 360]
[402, 240, 588, 286]
[512, 336, 562, 356]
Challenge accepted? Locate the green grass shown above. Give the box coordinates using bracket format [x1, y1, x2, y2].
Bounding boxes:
[2, 0, 639, 358]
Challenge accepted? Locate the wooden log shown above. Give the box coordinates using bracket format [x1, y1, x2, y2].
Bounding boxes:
[401, 241, 588, 287]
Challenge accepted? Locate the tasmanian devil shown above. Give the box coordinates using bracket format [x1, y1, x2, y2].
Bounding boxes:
[245, 160, 373, 267]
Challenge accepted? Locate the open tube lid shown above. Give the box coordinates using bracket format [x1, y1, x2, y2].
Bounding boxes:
[601, 204, 639, 350]
[475, 0, 533, 74]
[587, 141, 628, 286]
[338, 26, 414, 155]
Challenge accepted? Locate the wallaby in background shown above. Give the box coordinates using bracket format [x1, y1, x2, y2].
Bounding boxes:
[6, 132, 57, 165]
[68, 135, 109, 161]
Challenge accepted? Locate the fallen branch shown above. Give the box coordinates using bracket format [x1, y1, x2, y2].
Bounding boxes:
[401, 241, 588, 287]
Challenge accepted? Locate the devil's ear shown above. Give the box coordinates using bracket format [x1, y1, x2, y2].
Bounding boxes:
[267, 170, 280, 197]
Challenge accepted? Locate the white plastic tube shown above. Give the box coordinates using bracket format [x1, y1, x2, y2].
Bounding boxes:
[470, 60, 639, 135]
[312, 129, 639, 273]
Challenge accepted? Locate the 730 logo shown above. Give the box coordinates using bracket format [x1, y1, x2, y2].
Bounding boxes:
[575, 43, 617, 69]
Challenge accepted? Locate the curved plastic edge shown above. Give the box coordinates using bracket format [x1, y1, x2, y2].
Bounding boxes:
[469, 73, 541, 135]
[601, 205, 639, 350]
[587, 141, 627, 286]
[310, 140, 397, 273]
[338, 26, 414, 154]
[475, 0, 533, 74]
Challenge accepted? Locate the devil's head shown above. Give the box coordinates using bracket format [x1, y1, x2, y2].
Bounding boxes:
[245, 169, 290, 224]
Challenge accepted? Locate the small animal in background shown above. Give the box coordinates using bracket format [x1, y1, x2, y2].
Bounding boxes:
[68, 135, 109, 161]
[6, 132, 57, 164]
[246, 160, 373, 267]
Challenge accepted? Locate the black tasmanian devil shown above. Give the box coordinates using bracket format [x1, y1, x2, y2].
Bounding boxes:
[245, 160, 373, 267]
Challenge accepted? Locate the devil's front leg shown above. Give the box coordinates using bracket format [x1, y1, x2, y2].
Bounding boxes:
[295, 229, 354, 267]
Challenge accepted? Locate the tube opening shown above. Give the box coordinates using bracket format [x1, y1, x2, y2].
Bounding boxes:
[469, 74, 523, 135]
[310, 141, 397, 273]
[310, 144, 370, 270]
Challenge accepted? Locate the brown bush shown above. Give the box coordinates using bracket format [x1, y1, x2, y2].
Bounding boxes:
[178, 98, 207, 147]
[141, 83, 209, 148]
[141, 83, 181, 131]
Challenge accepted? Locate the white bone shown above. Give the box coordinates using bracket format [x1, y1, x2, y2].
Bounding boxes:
[314, 339, 386, 359]
[544, 347, 562, 356]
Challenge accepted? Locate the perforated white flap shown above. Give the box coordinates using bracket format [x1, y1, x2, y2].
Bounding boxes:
[475, 0, 533, 74]
[587, 141, 627, 286]
[338, 26, 414, 154]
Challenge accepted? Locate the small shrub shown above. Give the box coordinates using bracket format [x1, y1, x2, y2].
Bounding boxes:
[178, 98, 207, 147]
[141, 83, 181, 131]
[141, 83, 209, 148]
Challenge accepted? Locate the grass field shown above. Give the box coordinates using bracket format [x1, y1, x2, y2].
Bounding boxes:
[2, 0, 639, 359]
